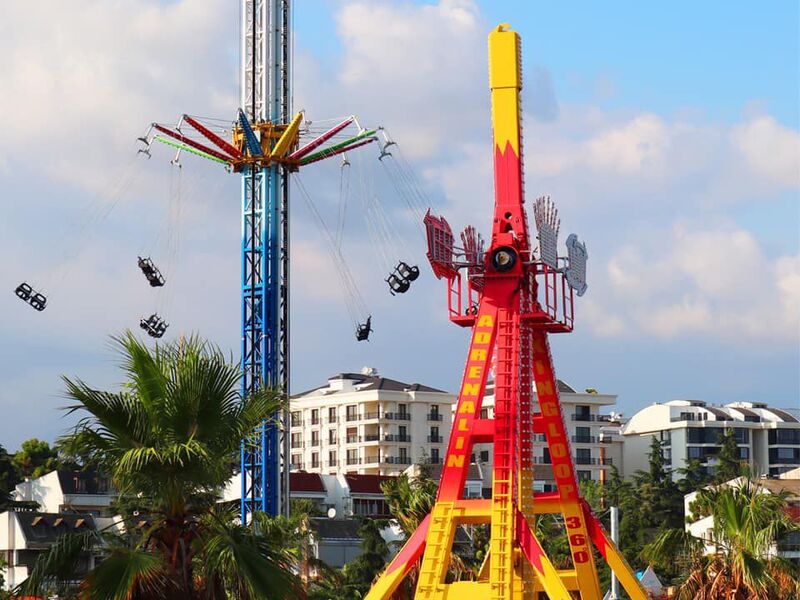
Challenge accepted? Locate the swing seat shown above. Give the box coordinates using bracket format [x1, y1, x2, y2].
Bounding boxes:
[356, 316, 372, 341]
[140, 314, 168, 338]
[138, 257, 166, 287]
[386, 273, 410, 295]
[15, 283, 32, 301]
[29, 293, 47, 312]
[397, 262, 420, 282]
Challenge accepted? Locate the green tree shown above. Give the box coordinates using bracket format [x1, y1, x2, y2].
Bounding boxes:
[715, 428, 744, 483]
[13, 438, 58, 479]
[18, 332, 299, 600]
[341, 519, 389, 597]
[643, 478, 800, 599]
[0, 444, 20, 505]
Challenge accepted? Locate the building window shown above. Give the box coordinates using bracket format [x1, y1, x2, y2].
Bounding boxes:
[346, 405, 359, 422]
[328, 429, 337, 445]
[429, 405, 441, 420]
[770, 447, 800, 464]
[399, 447, 408, 463]
[291, 411, 301, 427]
[429, 426, 441, 443]
[311, 430, 320, 447]
[291, 432, 302, 449]
[311, 452, 319, 469]
[431, 448, 440, 464]
[311, 409, 319, 426]
[291, 454, 301, 469]
[577, 470, 592, 481]
[769, 430, 800, 445]
[575, 448, 592, 465]
[328, 450, 337, 467]
[346, 427, 358, 444]
[574, 405, 592, 421]
[399, 425, 409, 442]
[660, 430, 671, 444]
[480, 450, 490, 463]
[739, 446, 750, 460]
[328, 406, 337, 423]
[346, 449, 359, 466]
[542, 448, 551, 464]
[398, 403, 409, 418]
[574, 426, 592, 443]
[480, 408, 489, 419]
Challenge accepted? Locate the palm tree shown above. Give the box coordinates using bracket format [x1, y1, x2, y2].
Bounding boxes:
[19, 332, 300, 600]
[642, 477, 800, 600]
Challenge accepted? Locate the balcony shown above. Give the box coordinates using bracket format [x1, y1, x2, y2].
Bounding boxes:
[571, 413, 596, 422]
[290, 420, 303, 428]
[309, 440, 320, 448]
[429, 457, 442, 464]
[310, 418, 320, 426]
[311, 460, 320, 469]
[290, 441, 303, 449]
[533, 456, 551, 464]
[384, 434, 412, 442]
[573, 457, 613, 465]
[572, 435, 597, 444]
[384, 412, 412, 421]
[346, 457, 362, 466]
[427, 413, 443, 421]
[326, 416, 338, 424]
[363, 456, 380, 465]
[383, 456, 412, 465]
[427, 435, 443, 443]
[345, 435, 362, 444]
[345, 413, 360, 422]
[363, 411, 380, 420]
[290, 463, 303, 470]
[364, 434, 380, 442]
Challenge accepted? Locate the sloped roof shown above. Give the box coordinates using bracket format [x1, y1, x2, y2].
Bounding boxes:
[310, 517, 362, 540]
[345, 474, 394, 495]
[16, 512, 96, 548]
[293, 372, 447, 398]
[290, 472, 326, 494]
[56, 469, 112, 496]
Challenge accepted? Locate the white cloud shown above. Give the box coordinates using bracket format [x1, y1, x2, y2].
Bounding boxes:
[587, 222, 800, 343]
[730, 116, 800, 188]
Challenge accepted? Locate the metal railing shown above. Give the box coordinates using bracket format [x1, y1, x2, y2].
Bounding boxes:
[384, 434, 412, 442]
[364, 434, 380, 442]
[571, 413, 596, 422]
[384, 412, 412, 421]
[383, 456, 412, 465]
[572, 435, 597, 443]
[427, 435, 443, 443]
[426, 413, 443, 421]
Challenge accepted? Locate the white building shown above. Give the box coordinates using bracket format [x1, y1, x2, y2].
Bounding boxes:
[471, 381, 625, 493]
[0, 511, 98, 590]
[621, 400, 800, 479]
[14, 469, 115, 516]
[289, 369, 456, 475]
[684, 467, 800, 562]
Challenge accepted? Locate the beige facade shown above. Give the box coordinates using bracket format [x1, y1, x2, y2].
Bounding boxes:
[470, 380, 625, 492]
[289, 369, 456, 475]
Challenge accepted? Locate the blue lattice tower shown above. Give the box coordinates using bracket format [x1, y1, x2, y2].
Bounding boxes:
[239, 0, 291, 520]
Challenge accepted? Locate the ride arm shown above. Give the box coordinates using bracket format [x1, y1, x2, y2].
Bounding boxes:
[182, 115, 242, 158]
[152, 135, 230, 165]
[289, 116, 354, 160]
[271, 112, 304, 158]
[152, 124, 234, 164]
[299, 130, 377, 165]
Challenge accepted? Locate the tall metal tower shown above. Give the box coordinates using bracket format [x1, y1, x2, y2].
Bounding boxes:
[239, 0, 291, 519]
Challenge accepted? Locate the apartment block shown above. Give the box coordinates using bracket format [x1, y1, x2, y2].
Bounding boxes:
[621, 400, 800, 479]
[289, 369, 456, 475]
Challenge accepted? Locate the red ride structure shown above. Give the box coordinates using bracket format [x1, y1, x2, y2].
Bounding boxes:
[366, 24, 646, 600]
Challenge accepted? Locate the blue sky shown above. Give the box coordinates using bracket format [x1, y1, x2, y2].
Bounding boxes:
[0, 0, 798, 450]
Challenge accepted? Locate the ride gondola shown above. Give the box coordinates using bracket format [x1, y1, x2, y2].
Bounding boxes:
[14, 282, 47, 312]
[140, 313, 168, 338]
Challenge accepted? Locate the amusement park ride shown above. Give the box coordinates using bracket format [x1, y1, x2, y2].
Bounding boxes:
[11, 2, 649, 596]
[365, 24, 648, 600]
